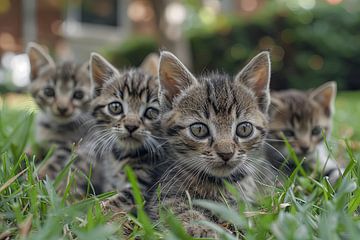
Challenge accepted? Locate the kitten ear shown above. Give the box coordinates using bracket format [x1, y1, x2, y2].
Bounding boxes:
[140, 53, 159, 77]
[78, 61, 92, 82]
[90, 53, 119, 87]
[269, 92, 284, 117]
[26, 42, 55, 80]
[235, 51, 271, 113]
[310, 81, 337, 116]
[159, 51, 197, 103]
[81, 61, 90, 73]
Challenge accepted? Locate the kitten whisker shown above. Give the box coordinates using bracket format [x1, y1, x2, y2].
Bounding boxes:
[264, 138, 286, 143]
[263, 142, 287, 161]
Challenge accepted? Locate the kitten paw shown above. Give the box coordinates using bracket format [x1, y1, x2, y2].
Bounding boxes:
[185, 224, 217, 238]
[101, 197, 133, 215]
[177, 210, 218, 238]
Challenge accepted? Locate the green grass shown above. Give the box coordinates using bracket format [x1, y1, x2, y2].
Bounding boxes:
[0, 92, 359, 239]
[334, 92, 360, 140]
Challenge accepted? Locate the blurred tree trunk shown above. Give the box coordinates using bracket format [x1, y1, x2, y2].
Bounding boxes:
[148, 0, 192, 68]
[149, 0, 174, 50]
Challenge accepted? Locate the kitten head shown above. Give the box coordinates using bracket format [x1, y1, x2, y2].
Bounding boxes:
[268, 81, 336, 158]
[159, 51, 271, 178]
[90, 52, 160, 152]
[27, 42, 93, 123]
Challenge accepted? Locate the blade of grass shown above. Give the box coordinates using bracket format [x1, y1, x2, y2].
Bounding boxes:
[282, 134, 307, 177]
[0, 168, 27, 194]
[124, 165, 155, 240]
[53, 154, 76, 189]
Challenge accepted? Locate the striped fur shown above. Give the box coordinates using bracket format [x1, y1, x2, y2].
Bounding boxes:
[148, 51, 273, 237]
[27, 42, 93, 181]
[78, 53, 161, 212]
[266, 82, 341, 182]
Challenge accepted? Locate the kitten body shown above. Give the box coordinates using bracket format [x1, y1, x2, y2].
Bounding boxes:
[266, 82, 340, 182]
[78, 53, 161, 211]
[27, 43, 93, 179]
[148, 51, 273, 237]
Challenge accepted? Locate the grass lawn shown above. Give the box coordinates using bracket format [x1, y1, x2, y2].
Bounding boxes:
[334, 92, 360, 139]
[0, 92, 359, 239]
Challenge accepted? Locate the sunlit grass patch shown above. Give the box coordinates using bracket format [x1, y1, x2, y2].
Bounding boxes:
[0, 92, 359, 239]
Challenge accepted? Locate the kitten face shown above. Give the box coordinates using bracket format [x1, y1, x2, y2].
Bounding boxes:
[27, 43, 93, 123]
[268, 82, 336, 158]
[159, 51, 271, 178]
[90, 53, 160, 151]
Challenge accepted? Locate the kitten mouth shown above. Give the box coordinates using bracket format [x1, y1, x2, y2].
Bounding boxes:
[52, 110, 77, 119]
[55, 114, 72, 119]
[121, 135, 139, 141]
[119, 134, 144, 144]
[52, 113, 75, 122]
[210, 161, 241, 177]
[295, 151, 313, 158]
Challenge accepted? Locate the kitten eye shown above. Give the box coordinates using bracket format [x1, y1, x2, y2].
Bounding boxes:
[312, 126, 322, 136]
[282, 129, 295, 138]
[236, 122, 253, 138]
[190, 123, 209, 139]
[144, 107, 159, 120]
[73, 90, 84, 100]
[43, 87, 55, 97]
[108, 101, 123, 115]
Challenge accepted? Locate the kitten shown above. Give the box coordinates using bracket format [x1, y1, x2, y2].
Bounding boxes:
[77, 52, 161, 211]
[148, 51, 272, 237]
[266, 82, 341, 182]
[27, 42, 93, 179]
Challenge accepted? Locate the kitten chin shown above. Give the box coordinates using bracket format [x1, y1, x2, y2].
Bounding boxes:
[116, 136, 145, 150]
[45, 109, 83, 124]
[208, 161, 243, 177]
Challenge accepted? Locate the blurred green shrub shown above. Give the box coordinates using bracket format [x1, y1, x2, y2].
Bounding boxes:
[188, 1, 360, 90]
[103, 36, 158, 69]
[105, 1, 360, 90]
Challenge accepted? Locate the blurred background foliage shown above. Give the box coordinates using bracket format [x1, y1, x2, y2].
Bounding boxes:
[0, 0, 359, 92]
[104, 0, 360, 90]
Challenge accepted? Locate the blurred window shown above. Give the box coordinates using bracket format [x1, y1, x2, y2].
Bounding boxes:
[80, 0, 120, 27]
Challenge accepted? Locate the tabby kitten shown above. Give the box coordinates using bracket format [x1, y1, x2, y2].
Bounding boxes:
[79, 52, 161, 211]
[148, 51, 272, 237]
[27, 42, 93, 179]
[266, 82, 340, 182]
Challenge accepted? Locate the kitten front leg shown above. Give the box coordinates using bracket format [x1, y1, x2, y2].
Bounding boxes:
[315, 143, 343, 184]
[160, 197, 218, 238]
[101, 188, 135, 214]
[37, 145, 98, 198]
[38, 143, 73, 180]
[71, 149, 103, 197]
[177, 209, 218, 238]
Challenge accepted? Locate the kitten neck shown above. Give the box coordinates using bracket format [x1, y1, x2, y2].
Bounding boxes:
[112, 145, 149, 161]
[164, 154, 246, 198]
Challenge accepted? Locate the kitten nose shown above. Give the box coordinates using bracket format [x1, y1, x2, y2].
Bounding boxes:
[216, 152, 234, 162]
[125, 124, 139, 133]
[57, 107, 68, 115]
[300, 146, 309, 154]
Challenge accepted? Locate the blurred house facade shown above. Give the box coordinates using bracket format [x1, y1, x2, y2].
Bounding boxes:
[0, 0, 62, 55]
[0, 0, 131, 62]
[2, 0, 355, 90]
[0, 0, 267, 61]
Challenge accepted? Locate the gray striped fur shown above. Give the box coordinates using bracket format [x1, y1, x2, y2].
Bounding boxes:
[78, 53, 161, 211]
[148, 51, 273, 237]
[27, 42, 93, 182]
[266, 82, 341, 183]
